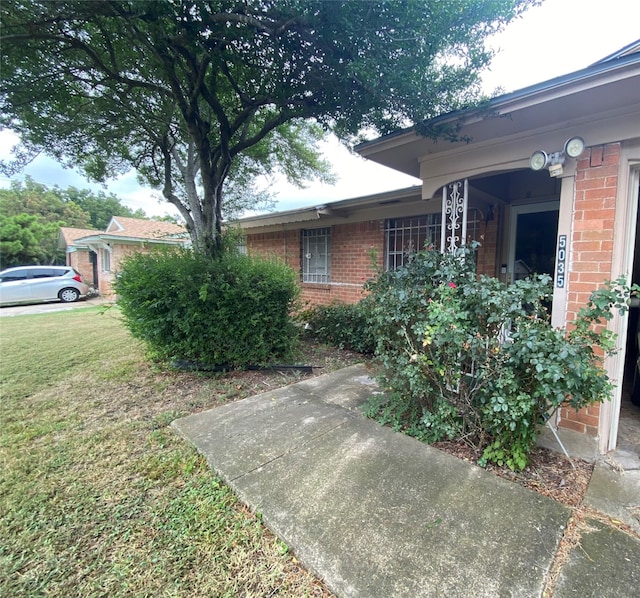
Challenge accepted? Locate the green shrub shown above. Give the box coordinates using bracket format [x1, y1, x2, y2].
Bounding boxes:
[304, 301, 375, 354]
[114, 248, 300, 367]
[364, 243, 635, 470]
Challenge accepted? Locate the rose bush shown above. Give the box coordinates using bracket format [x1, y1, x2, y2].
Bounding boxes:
[363, 244, 635, 470]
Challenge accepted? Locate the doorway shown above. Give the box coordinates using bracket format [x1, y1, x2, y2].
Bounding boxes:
[617, 179, 640, 456]
[507, 201, 560, 283]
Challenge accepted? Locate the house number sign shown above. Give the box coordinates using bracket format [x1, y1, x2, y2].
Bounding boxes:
[556, 234, 567, 288]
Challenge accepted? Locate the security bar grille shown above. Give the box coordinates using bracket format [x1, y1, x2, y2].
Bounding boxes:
[385, 214, 441, 270]
[385, 209, 481, 270]
[302, 227, 331, 283]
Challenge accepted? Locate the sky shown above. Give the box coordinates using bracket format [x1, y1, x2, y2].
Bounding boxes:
[1, 0, 639, 219]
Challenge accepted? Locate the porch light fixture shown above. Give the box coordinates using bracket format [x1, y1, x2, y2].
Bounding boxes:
[564, 136, 585, 158]
[529, 150, 548, 171]
[529, 136, 586, 177]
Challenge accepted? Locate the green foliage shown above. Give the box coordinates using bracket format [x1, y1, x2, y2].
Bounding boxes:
[58, 185, 146, 229]
[0, 177, 147, 267]
[0, 213, 61, 268]
[303, 301, 376, 354]
[364, 244, 635, 470]
[114, 249, 300, 368]
[0, 177, 91, 228]
[1, 0, 535, 256]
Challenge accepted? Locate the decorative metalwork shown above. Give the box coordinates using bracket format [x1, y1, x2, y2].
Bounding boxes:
[440, 179, 469, 253]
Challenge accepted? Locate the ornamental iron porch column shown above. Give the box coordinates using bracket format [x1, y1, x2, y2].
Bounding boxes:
[440, 179, 468, 253]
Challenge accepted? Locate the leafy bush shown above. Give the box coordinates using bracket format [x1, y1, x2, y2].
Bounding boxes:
[304, 301, 375, 354]
[364, 244, 635, 470]
[114, 248, 300, 367]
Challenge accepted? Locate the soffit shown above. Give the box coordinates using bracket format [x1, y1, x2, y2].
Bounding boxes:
[357, 61, 640, 179]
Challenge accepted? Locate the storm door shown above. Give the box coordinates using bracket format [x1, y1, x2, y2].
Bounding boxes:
[507, 201, 560, 284]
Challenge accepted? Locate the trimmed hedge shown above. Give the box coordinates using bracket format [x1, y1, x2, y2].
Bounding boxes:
[114, 249, 300, 367]
[304, 301, 375, 354]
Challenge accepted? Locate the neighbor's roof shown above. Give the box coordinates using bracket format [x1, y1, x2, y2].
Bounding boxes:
[59, 226, 99, 246]
[60, 217, 188, 249]
[105, 216, 186, 239]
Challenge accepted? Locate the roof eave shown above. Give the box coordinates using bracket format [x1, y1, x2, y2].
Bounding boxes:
[234, 185, 422, 229]
[355, 49, 640, 157]
[73, 233, 186, 245]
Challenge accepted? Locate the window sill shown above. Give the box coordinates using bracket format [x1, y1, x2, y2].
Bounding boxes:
[301, 282, 331, 291]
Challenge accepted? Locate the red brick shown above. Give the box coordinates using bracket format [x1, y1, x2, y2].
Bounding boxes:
[583, 188, 617, 202]
[571, 411, 600, 428]
[573, 219, 607, 231]
[559, 418, 586, 434]
[582, 164, 618, 179]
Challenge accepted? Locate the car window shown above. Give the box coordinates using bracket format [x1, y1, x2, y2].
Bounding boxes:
[32, 268, 57, 279]
[0, 269, 29, 282]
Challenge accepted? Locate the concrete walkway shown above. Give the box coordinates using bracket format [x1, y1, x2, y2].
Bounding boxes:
[173, 364, 640, 598]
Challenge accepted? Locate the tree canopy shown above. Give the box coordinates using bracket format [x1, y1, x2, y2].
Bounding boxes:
[0, 0, 535, 257]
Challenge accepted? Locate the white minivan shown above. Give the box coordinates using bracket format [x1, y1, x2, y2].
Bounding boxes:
[0, 266, 90, 306]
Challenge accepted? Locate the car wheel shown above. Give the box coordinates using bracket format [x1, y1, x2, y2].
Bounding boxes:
[59, 288, 80, 303]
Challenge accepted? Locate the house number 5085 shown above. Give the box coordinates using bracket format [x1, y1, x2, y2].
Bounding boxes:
[556, 235, 567, 288]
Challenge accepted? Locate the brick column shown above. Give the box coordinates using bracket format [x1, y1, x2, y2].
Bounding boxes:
[559, 143, 619, 436]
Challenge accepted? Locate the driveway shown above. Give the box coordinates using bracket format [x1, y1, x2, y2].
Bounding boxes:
[0, 296, 112, 317]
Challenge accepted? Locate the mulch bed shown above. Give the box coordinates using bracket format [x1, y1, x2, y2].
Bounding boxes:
[432, 440, 594, 507]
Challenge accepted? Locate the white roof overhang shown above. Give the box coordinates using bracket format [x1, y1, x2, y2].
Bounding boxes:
[235, 186, 425, 233]
[356, 54, 640, 198]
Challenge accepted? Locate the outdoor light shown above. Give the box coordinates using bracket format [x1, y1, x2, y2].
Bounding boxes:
[529, 150, 549, 171]
[529, 136, 586, 177]
[564, 136, 585, 158]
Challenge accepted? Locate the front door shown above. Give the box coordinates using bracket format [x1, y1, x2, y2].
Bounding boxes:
[507, 201, 560, 284]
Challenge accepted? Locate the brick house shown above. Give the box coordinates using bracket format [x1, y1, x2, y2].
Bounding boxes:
[238, 41, 640, 456]
[59, 216, 187, 296]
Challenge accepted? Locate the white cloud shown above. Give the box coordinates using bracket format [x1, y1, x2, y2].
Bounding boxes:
[481, 0, 640, 92]
[268, 136, 420, 212]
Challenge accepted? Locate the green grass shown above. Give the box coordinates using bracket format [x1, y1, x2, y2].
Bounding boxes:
[0, 307, 338, 597]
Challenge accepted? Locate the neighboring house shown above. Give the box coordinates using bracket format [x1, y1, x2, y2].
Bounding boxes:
[59, 216, 188, 296]
[238, 40, 640, 456]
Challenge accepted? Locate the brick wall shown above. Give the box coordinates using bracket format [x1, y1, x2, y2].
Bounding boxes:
[559, 143, 619, 436]
[248, 229, 301, 268]
[247, 221, 383, 307]
[95, 243, 168, 297]
[476, 209, 499, 278]
[67, 250, 95, 288]
[247, 216, 497, 307]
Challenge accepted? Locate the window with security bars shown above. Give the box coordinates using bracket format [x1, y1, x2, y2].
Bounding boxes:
[302, 227, 331, 283]
[385, 211, 480, 270]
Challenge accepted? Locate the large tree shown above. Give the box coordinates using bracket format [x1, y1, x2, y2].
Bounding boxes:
[0, 0, 534, 257]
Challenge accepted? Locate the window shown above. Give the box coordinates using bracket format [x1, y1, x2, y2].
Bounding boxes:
[385, 214, 441, 270]
[0, 268, 28, 282]
[385, 211, 481, 270]
[302, 227, 331, 283]
[31, 268, 59, 279]
[102, 249, 111, 272]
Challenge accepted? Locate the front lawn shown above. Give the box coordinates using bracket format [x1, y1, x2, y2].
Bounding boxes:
[0, 306, 359, 597]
